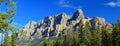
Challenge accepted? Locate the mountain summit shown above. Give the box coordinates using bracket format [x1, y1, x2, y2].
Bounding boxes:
[71, 9, 84, 20]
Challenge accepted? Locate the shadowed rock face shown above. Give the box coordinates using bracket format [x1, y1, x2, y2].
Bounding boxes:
[71, 9, 84, 21]
[18, 9, 112, 41]
[90, 16, 106, 29]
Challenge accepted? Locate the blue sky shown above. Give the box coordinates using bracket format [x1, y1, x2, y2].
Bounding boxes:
[11, 0, 120, 28]
[0, 0, 120, 42]
[0, 33, 2, 43]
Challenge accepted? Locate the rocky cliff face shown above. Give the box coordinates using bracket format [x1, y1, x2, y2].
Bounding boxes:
[18, 9, 112, 41]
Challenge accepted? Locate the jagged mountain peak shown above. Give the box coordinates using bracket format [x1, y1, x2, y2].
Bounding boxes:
[54, 12, 69, 18]
[76, 9, 83, 14]
[60, 12, 66, 15]
[45, 16, 52, 19]
[24, 20, 36, 29]
[93, 16, 105, 22]
[71, 9, 84, 20]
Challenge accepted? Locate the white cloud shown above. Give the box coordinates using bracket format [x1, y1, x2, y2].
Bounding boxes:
[58, 0, 71, 7]
[105, 0, 120, 7]
[11, 22, 24, 28]
[57, 0, 81, 9]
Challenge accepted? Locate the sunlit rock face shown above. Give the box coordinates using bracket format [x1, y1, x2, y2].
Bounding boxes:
[18, 9, 112, 41]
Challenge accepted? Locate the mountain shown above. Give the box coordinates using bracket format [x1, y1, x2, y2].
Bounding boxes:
[17, 9, 112, 45]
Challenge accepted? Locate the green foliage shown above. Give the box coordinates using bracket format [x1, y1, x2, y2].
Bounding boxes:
[47, 40, 54, 46]
[3, 32, 11, 46]
[80, 22, 92, 46]
[73, 32, 80, 46]
[91, 25, 102, 46]
[0, 12, 9, 32]
[112, 19, 120, 46]
[64, 29, 73, 46]
[0, 0, 17, 46]
[11, 33, 17, 46]
[42, 39, 48, 46]
[79, 43, 86, 46]
[0, 0, 3, 4]
[10, 27, 18, 46]
[11, 31, 17, 46]
[56, 33, 64, 46]
[42, 39, 56, 46]
[101, 25, 113, 46]
[0, 0, 16, 33]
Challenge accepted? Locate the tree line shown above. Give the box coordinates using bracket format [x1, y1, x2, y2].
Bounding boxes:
[41, 19, 120, 46]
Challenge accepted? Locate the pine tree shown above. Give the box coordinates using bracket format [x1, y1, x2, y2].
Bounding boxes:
[79, 43, 86, 46]
[101, 25, 113, 46]
[48, 40, 54, 46]
[73, 31, 80, 46]
[79, 22, 92, 46]
[3, 32, 11, 46]
[10, 27, 18, 46]
[112, 19, 120, 46]
[11, 32, 17, 46]
[42, 39, 48, 46]
[0, 0, 16, 46]
[0, 12, 11, 46]
[91, 24, 102, 46]
[101, 25, 107, 46]
[64, 29, 73, 46]
[56, 33, 64, 46]
[42, 38, 56, 46]
[84, 22, 92, 46]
